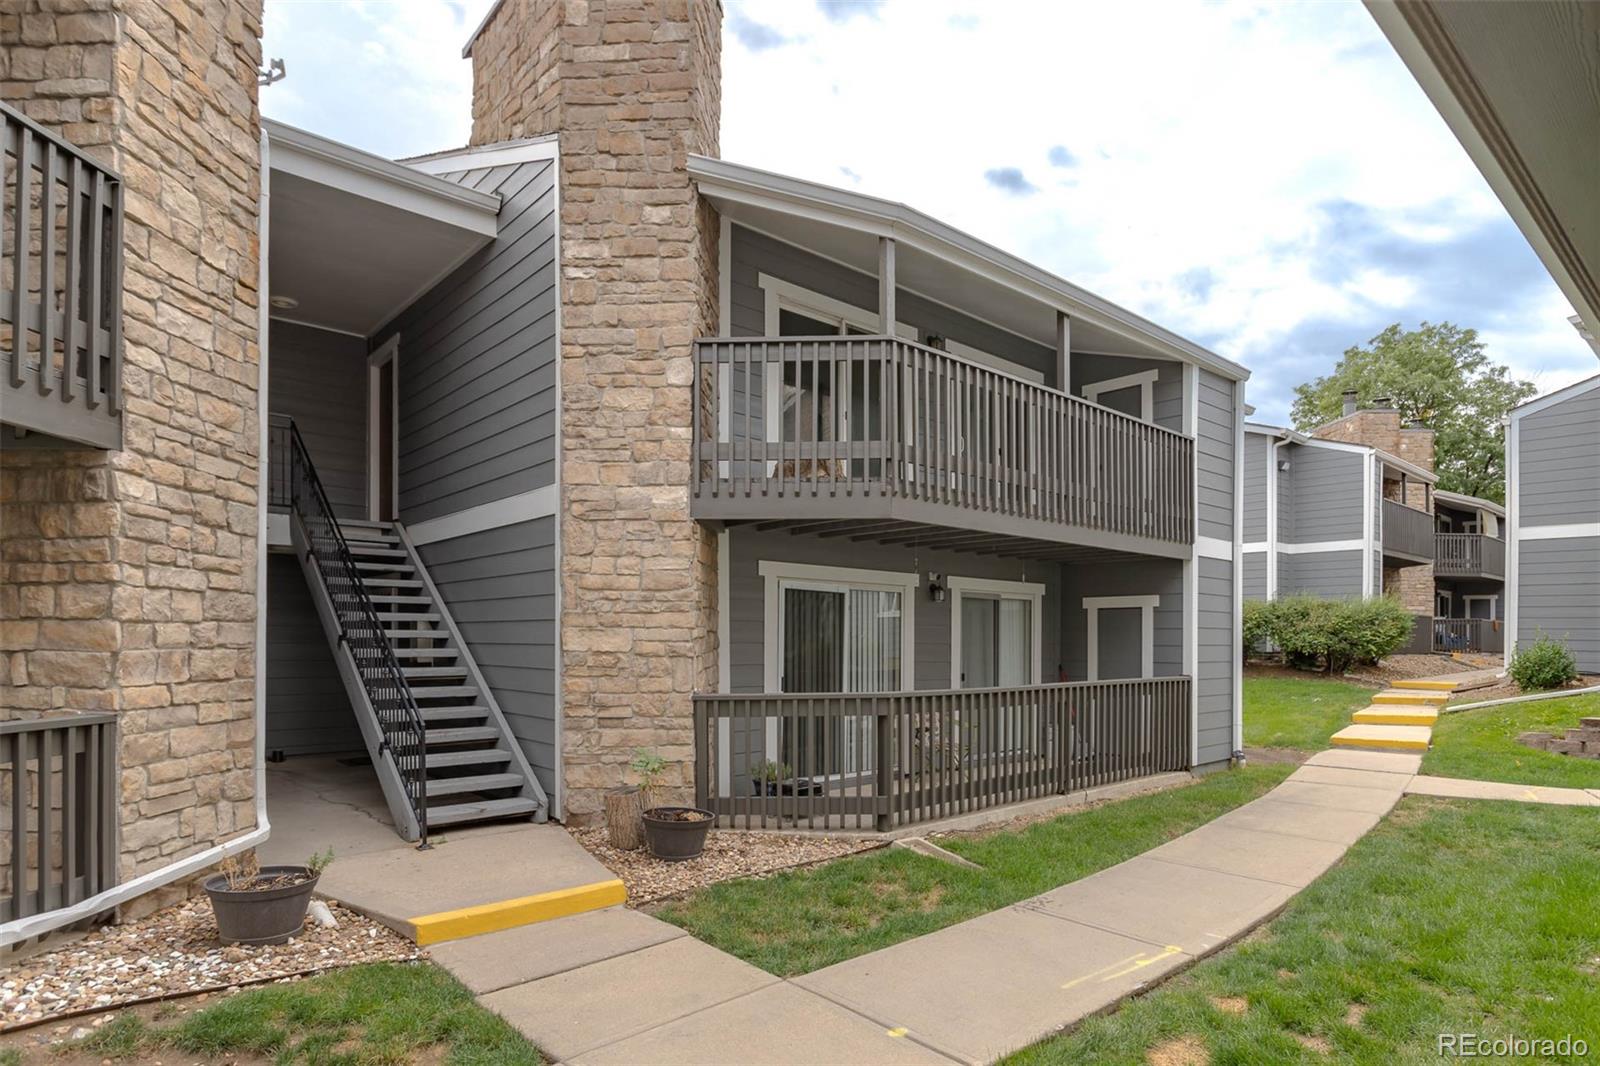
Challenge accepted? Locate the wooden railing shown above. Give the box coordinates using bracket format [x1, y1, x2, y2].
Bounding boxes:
[692, 677, 1191, 831]
[692, 337, 1195, 546]
[1381, 499, 1435, 561]
[1, 713, 118, 926]
[1434, 617, 1504, 654]
[1, 101, 124, 449]
[1435, 533, 1505, 578]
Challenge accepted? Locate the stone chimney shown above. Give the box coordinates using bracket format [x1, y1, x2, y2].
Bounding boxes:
[464, 0, 724, 822]
[1, 0, 265, 905]
[1342, 389, 1358, 417]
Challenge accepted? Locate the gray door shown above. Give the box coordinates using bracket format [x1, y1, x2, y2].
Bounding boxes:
[1467, 597, 1495, 620]
[1096, 607, 1143, 680]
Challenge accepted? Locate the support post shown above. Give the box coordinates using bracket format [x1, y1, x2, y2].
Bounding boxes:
[1056, 311, 1071, 393]
[878, 237, 896, 335]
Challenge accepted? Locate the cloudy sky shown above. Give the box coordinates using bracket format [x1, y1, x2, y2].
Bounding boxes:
[261, 0, 1595, 423]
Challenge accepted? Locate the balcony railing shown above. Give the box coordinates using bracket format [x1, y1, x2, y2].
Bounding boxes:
[692, 337, 1195, 548]
[1434, 617, 1504, 654]
[1435, 532, 1505, 579]
[1, 101, 124, 449]
[2, 713, 118, 930]
[1381, 499, 1434, 562]
[693, 677, 1191, 831]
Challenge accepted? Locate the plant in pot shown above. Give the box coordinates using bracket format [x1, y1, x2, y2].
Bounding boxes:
[633, 748, 714, 862]
[203, 847, 332, 947]
[750, 759, 818, 797]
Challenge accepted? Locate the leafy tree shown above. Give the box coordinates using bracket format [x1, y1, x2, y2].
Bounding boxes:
[1290, 322, 1534, 502]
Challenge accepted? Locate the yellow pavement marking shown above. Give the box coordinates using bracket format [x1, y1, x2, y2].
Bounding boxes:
[1100, 945, 1185, 982]
[886, 1028, 909, 1038]
[1061, 946, 1185, 990]
[407, 878, 626, 946]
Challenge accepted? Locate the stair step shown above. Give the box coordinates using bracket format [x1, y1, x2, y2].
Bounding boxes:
[1372, 690, 1448, 706]
[420, 706, 489, 722]
[427, 749, 513, 768]
[1330, 723, 1432, 752]
[1352, 706, 1440, 727]
[1391, 679, 1461, 692]
[356, 561, 415, 573]
[377, 612, 441, 622]
[424, 726, 501, 744]
[385, 629, 448, 641]
[426, 796, 540, 827]
[368, 594, 432, 605]
[404, 666, 468, 678]
[409, 685, 479, 700]
[390, 646, 460, 659]
[349, 545, 408, 557]
[425, 773, 525, 798]
[365, 578, 424, 589]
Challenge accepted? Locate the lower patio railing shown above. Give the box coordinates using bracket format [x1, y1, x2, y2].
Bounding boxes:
[1434, 617, 1504, 655]
[692, 677, 1190, 831]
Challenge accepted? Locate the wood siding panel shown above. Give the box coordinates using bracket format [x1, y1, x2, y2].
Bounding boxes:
[1242, 552, 1267, 599]
[388, 160, 558, 524]
[1519, 384, 1600, 527]
[1289, 444, 1364, 542]
[1060, 558, 1184, 682]
[1196, 556, 1235, 766]
[1516, 537, 1600, 672]
[1281, 550, 1364, 597]
[265, 554, 362, 756]
[417, 517, 558, 792]
[268, 321, 367, 520]
[1195, 371, 1236, 541]
[1242, 430, 1271, 542]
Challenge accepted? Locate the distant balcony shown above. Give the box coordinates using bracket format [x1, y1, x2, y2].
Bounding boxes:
[691, 336, 1195, 556]
[1435, 532, 1505, 579]
[1, 101, 124, 450]
[1380, 499, 1434, 564]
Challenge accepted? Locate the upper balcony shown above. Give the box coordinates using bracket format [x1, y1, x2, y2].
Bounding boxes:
[1380, 499, 1434, 565]
[691, 335, 1195, 558]
[1435, 532, 1505, 580]
[1, 101, 124, 450]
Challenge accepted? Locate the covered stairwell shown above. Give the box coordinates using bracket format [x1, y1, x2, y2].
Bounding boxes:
[275, 417, 548, 844]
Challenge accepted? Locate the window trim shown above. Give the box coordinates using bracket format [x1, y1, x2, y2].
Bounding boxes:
[1082, 594, 1159, 681]
[1081, 369, 1158, 422]
[1463, 593, 1499, 620]
[949, 576, 1046, 688]
[1436, 587, 1454, 618]
[759, 560, 918, 693]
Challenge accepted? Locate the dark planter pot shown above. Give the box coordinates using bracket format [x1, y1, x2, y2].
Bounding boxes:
[750, 777, 820, 797]
[202, 866, 320, 946]
[642, 806, 714, 862]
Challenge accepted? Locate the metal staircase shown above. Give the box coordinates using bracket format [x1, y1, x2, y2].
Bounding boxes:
[278, 418, 547, 844]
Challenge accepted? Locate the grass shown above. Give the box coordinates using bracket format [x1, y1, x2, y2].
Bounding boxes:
[1424, 692, 1600, 790]
[654, 763, 1293, 977]
[1007, 797, 1600, 1064]
[68, 962, 539, 1065]
[1242, 674, 1376, 752]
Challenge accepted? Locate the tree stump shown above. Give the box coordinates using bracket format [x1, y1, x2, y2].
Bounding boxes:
[604, 786, 646, 850]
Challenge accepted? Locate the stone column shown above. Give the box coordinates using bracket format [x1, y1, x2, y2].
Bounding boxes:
[467, 0, 723, 822]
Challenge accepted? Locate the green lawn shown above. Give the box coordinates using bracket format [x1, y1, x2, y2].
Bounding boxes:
[1007, 798, 1600, 1065]
[65, 962, 538, 1065]
[1242, 675, 1376, 752]
[654, 763, 1293, 977]
[1424, 692, 1600, 790]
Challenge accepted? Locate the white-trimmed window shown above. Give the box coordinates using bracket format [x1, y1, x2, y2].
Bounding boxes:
[1083, 594, 1159, 681]
[1436, 588, 1454, 618]
[1081, 369, 1159, 422]
[950, 577, 1044, 688]
[1464, 593, 1498, 621]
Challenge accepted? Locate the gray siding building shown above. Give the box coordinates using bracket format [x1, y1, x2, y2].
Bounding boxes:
[1508, 374, 1600, 671]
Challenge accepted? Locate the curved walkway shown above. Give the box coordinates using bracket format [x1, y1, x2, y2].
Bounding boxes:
[431, 750, 1418, 1065]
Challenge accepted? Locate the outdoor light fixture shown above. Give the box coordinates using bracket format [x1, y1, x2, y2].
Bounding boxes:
[1277, 459, 1291, 472]
[270, 294, 299, 310]
[928, 574, 946, 603]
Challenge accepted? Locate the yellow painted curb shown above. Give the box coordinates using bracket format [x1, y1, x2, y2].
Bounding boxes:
[1353, 709, 1439, 726]
[408, 879, 627, 946]
[1330, 734, 1431, 752]
[1391, 679, 1459, 691]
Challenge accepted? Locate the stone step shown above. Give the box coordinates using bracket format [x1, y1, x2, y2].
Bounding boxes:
[1391, 679, 1460, 692]
[1372, 690, 1449, 706]
[1353, 706, 1440, 727]
[1330, 723, 1432, 752]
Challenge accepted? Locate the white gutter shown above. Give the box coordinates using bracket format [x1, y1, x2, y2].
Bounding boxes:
[0, 133, 279, 949]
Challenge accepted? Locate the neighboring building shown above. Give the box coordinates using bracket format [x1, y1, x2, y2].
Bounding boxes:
[1506, 371, 1600, 672]
[3, 0, 1252, 942]
[1240, 397, 1512, 655]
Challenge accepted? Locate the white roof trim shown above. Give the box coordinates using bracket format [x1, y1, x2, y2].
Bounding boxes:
[1510, 370, 1600, 418]
[1434, 488, 1505, 518]
[461, 0, 508, 58]
[689, 155, 1248, 382]
[407, 136, 559, 175]
[264, 119, 500, 237]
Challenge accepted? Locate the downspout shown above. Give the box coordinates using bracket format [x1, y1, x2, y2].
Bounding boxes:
[0, 131, 276, 949]
[1268, 437, 1289, 599]
[1503, 412, 1518, 667]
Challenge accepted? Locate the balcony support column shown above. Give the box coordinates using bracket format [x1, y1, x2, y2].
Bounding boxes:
[1056, 311, 1072, 393]
[878, 237, 896, 333]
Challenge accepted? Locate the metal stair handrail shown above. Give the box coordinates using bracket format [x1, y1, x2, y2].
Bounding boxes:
[280, 416, 428, 845]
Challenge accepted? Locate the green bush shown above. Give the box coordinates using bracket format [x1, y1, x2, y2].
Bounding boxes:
[1508, 633, 1578, 692]
[1244, 595, 1415, 674]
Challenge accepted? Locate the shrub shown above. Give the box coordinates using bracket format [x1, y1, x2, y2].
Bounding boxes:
[1241, 599, 1272, 661]
[1247, 595, 1415, 674]
[1508, 633, 1578, 691]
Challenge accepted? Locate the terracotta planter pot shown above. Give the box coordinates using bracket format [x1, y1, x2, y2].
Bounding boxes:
[202, 865, 320, 946]
[641, 806, 714, 861]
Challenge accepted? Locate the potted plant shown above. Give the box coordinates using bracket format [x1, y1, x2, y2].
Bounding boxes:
[633, 748, 714, 862]
[203, 848, 332, 946]
[749, 760, 818, 797]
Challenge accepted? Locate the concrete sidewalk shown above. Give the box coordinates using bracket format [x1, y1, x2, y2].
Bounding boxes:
[438, 751, 1419, 1065]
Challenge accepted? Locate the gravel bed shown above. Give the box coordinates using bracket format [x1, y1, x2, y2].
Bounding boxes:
[0, 897, 420, 1030]
[570, 827, 880, 904]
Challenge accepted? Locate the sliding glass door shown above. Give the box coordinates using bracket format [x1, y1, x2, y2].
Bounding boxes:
[959, 594, 1034, 689]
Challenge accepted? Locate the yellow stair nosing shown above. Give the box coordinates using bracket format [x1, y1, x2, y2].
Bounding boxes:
[407, 878, 627, 946]
[1391, 679, 1460, 691]
[1330, 734, 1431, 752]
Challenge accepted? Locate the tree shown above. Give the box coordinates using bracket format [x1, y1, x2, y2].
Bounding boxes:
[1290, 322, 1535, 502]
